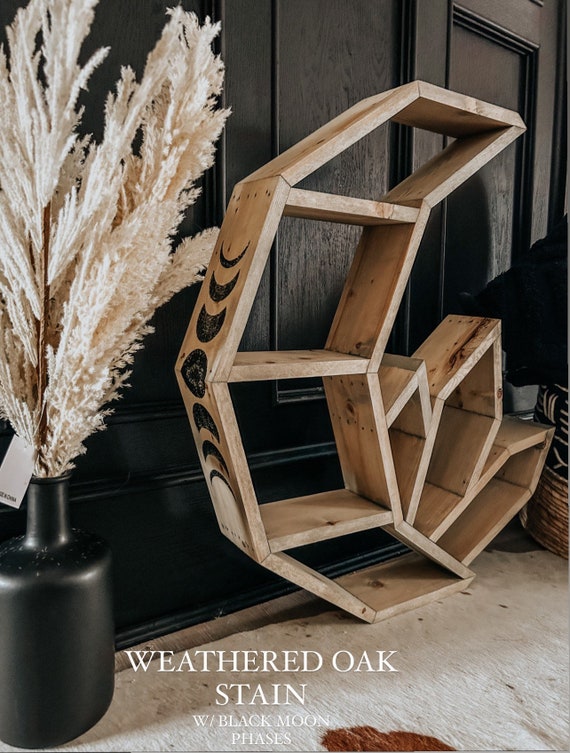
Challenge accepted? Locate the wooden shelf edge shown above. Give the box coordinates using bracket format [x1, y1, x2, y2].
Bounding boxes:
[335, 553, 474, 622]
[260, 489, 393, 552]
[494, 415, 553, 455]
[284, 188, 420, 225]
[228, 349, 370, 382]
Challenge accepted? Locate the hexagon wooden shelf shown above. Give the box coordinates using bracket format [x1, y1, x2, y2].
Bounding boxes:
[176, 81, 553, 623]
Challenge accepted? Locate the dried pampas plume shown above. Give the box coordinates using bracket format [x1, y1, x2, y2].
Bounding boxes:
[0, 0, 229, 476]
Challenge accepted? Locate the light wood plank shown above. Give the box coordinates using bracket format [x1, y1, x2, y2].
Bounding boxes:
[386, 521, 473, 579]
[413, 315, 501, 402]
[242, 83, 420, 186]
[412, 482, 463, 540]
[336, 553, 473, 622]
[420, 420, 553, 544]
[264, 552, 376, 622]
[229, 349, 369, 382]
[209, 381, 271, 560]
[437, 478, 531, 566]
[494, 415, 553, 455]
[324, 373, 402, 522]
[326, 204, 431, 367]
[497, 433, 554, 492]
[379, 354, 429, 427]
[173, 380, 269, 561]
[426, 407, 500, 497]
[260, 489, 393, 552]
[389, 429, 427, 520]
[383, 126, 524, 208]
[393, 80, 525, 137]
[445, 339, 502, 418]
[177, 177, 291, 384]
[283, 189, 419, 225]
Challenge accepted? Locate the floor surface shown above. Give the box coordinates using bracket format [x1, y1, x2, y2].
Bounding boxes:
[1, 521, 568, 752]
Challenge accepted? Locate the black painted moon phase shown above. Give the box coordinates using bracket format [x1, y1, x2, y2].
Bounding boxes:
[219, 241, 250, 268]
[181, 349, 207, 398]
[202, 440, 229, 475]
[196, 304, 226, 343]
[209, 269, 240, 302]
[210, 469, 234, 493]
[193, 403, 220, 441]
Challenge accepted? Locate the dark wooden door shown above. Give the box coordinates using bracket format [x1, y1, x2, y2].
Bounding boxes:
[0, 0, 565, 647]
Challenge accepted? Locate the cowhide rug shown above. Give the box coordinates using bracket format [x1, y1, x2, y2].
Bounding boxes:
[1, 548, 566, 752]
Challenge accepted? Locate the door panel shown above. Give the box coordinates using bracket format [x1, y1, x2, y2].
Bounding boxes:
[0, 0, 564, 645]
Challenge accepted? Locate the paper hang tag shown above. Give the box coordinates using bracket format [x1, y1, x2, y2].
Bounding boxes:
[0, 435, 36, 509]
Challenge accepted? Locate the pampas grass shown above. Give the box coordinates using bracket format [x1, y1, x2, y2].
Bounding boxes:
[0, 0, 229, 477]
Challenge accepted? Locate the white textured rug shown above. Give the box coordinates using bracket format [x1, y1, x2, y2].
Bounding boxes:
[2, 549, 568, 752]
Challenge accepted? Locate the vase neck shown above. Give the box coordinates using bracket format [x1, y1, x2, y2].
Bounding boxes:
[24, 475, 72, 548]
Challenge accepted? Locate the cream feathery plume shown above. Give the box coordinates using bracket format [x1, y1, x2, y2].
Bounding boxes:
[0, 0, 229, 476]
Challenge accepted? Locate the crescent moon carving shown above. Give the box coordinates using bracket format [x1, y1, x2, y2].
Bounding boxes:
[181, 349, 207, 398]
[209, 269, 240, 303]
[193, 403, 220, 441]
[202, 440, 229, 476]
[220, 241, 250, 269]
[196, 304, 227, 343]
[209, 469, 234, 493]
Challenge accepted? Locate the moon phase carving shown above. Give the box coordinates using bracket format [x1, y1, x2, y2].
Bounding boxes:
[181, 349, 207, 398]
[196, 304, 227, 343]
[219, 241, 249, 269]
[193, 403, 220, 441]
[177, 82, 552, 623]
[209, 270, 239, 303]
[202, 440, 229, 476]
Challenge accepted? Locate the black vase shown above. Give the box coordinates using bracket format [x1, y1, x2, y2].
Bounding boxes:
[0, 475, 114, 748]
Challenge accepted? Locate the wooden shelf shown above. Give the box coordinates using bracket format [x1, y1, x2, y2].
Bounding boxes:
[177, 80, 543, 624]
[413, 416, 552, 542]
[335, 553, 472, 622]
[493, 415, 552, 455]
[284, 188, 419, 225]
[437, 478, 530, 566]
[229, 349, 369, 382]
[260, 489, 393, 552]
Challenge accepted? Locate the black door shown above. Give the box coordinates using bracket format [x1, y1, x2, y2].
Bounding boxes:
[0, 0, 565, 647]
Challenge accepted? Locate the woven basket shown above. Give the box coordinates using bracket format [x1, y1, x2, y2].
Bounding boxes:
[520, 465, 568, 558]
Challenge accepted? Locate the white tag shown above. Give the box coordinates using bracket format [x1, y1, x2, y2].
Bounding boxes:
[0, 435, 36, 509]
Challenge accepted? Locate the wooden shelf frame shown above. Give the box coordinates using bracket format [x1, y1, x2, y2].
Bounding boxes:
[176, 80, 551, 624]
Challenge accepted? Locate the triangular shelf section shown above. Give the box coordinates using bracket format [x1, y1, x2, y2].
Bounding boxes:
[176, 81, 553, 623]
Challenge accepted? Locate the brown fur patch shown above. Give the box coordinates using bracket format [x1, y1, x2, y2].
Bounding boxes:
[321, 726, 455, 751]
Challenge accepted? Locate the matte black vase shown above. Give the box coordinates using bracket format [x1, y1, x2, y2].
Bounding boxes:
[0, 475, 115, 748]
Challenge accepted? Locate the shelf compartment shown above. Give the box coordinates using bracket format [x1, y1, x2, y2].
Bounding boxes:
[335, 553, 473, 622]
[260, 489, 393, 552]
[411, 482, 463, 540]
[379, 354, 430, 427]
[326, 217, 430, 366]
[412, 417, 553, 543]
[324, 374, 402, 519]
[437, 477, 531, 566]
[283, 188, 419, 225]
[425, 407, 499, 498]
[229, 349, 369, 382]
[382, 355, 432, 519]
[412, 315, 501, 404]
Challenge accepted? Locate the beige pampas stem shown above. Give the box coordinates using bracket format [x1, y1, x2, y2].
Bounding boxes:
[0, 0, 229, 476]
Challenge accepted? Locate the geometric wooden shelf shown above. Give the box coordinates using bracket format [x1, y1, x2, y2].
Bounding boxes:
[176, 80, 553, 623]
